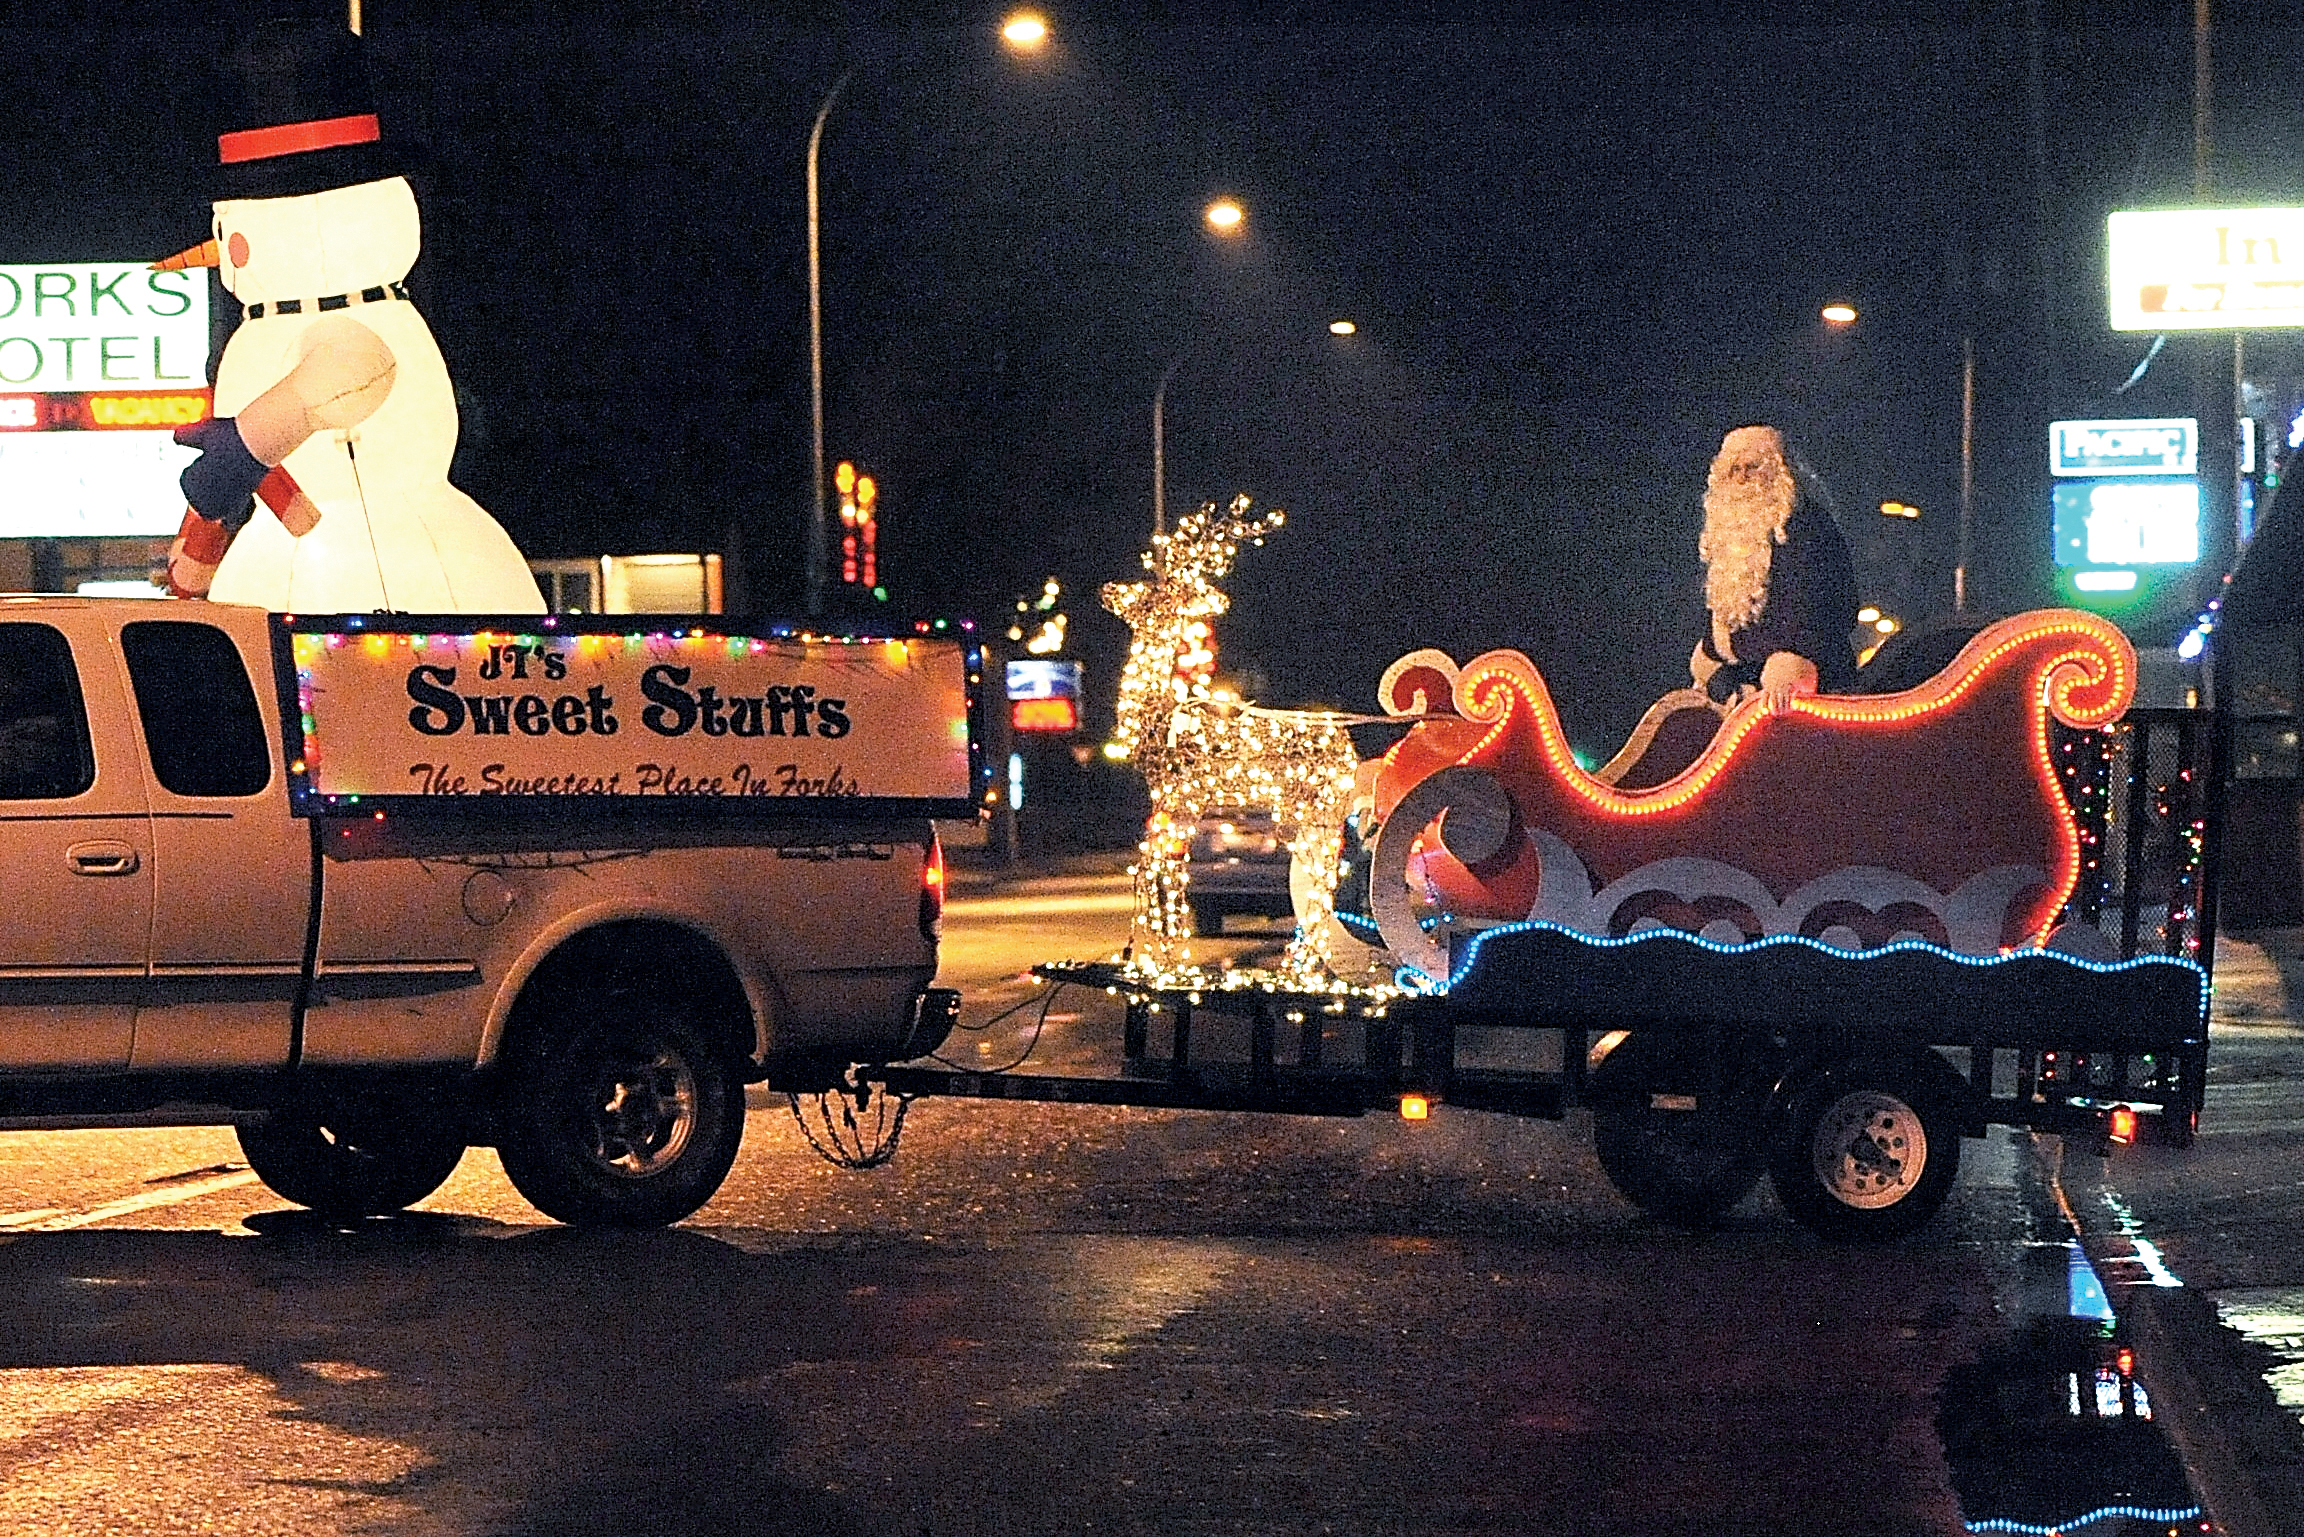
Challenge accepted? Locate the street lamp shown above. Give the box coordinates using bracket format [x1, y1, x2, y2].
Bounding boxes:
[805, 14, 1051, 616]
[1001, 11, 1049, 49]
[1815, 298, 1977, 615]
[1153, 313, 1357, 540]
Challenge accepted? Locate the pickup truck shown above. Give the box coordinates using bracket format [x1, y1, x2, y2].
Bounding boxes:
[0, 598, 978, 1226]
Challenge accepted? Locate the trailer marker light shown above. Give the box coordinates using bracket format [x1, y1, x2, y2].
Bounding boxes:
[1399, 1094, 1431, 1121]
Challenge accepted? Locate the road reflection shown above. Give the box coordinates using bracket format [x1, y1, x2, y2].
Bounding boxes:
[1939, 1241, 2206, 1537]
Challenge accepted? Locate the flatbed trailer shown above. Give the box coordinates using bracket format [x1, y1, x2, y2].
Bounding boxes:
[862, 688, 2221, 1244]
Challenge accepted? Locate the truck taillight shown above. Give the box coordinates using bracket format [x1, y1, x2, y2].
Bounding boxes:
[920, 836, 946, 941]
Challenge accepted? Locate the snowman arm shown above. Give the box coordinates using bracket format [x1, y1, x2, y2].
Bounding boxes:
[236, 314, 399, 465]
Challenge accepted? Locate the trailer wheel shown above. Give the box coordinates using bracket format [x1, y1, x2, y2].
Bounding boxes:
[496, 996, 745, 1228]
[238, 1108, 467, 1220]
[1588, 1034, 1766, 1227]
[1768, 1058, 1961, 1243]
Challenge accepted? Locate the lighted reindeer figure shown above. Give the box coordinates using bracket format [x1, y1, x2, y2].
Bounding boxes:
[1102, 496, 1361, 984]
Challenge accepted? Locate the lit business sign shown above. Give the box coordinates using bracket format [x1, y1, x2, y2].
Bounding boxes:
[2049, 477, 2249, 614]
[1006, 658, 1082, 734]
[2049, 415, 2256, 483]
[1006, 658, 1082, 701]
[2109, 207, 2304, 330]
[2051, 418, 2194, 477]
[0, 262, 210, 540]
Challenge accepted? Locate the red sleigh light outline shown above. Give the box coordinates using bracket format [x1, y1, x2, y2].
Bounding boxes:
[1364, 610, 2137, 979]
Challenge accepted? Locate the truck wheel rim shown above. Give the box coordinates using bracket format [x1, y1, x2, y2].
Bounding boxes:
[585, 1047, 697, 1177]
[1809, 1089, 1926, 1210]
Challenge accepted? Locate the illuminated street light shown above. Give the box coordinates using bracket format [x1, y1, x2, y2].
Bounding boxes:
[1155, 312, 1340, 539]
[805, 14, 1051, 615]
[1822, 297, 1976, 614]
[1204, 198, 1246, 234]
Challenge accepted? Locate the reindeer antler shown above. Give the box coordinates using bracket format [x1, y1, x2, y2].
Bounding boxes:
[1146, 494, 1284, 586]
[1106, 494, 1286, 759]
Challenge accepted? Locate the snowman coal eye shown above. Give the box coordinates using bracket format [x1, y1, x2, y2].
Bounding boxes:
[227, 232, 250, 268]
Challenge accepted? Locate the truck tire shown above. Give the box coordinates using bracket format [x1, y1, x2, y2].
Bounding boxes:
[237, 1110, 467, 1220]
[1588, 1033, 1766, 1227]
[1768, 1057, 1961, 1243]
[495, 998, 745, 1229]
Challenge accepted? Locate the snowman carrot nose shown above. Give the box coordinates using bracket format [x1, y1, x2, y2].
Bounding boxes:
[153, 239, 220, 272]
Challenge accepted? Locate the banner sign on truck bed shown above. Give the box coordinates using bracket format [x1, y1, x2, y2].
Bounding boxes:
[275, 616, 982, 818]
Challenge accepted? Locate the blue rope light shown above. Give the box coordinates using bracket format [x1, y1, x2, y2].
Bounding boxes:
[1401, 918, 2208, 1025]
[1965, 1504, 2202, 1535]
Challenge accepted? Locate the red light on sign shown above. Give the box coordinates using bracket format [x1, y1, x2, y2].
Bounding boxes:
[1011, 697, 1078, 733]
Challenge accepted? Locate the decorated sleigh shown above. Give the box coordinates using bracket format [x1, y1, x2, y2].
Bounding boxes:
[1357, 610, 2139, 981]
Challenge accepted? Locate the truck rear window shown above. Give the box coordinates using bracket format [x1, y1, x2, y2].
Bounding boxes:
[121, 621, 271, 798]
[0, 623, 94, 800]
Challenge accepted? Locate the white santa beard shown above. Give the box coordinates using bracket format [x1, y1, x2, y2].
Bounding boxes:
[1700, 481, 1793, 633]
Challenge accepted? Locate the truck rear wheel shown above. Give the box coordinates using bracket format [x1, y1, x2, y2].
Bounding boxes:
[1768, 1058, 1961, 1243]
[238, 1109, 467, 1220]
[496, 998, 745, 1228]
[1588, 1033, 1766, 1227]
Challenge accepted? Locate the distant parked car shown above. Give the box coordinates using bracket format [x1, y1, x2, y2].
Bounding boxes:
[1184, 808, 1295, 935]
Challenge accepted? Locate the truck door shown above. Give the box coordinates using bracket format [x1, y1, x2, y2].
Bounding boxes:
[0, 619, 150, 1069]
[117, 614, 309, 1071]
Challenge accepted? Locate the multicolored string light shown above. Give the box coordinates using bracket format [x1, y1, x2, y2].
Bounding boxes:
[1103, 496, 1362, 987]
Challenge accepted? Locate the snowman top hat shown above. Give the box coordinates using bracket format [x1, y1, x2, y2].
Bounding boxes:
[211, 10, 412, 201]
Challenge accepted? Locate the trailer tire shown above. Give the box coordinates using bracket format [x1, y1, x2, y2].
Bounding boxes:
[1588, 1034, 1767, 1227]
[238, 1108, 467, 1220]
[1768, 1056, 1961, 1243]
[495, 994, 745, 1229]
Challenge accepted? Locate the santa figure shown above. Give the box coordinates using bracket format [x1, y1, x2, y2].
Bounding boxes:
[157, 13, 543, 613]
[1688, 425, 1858, 712]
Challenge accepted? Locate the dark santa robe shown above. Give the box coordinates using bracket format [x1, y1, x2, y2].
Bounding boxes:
[1699, 493, 1860, 702]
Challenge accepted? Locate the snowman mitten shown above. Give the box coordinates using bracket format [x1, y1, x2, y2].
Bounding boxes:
[175, 417, 268, 532]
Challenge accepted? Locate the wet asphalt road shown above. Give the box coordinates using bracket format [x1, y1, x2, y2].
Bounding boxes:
[0, 867, 2207, 1536]
[2050, 928, 2304, 1537]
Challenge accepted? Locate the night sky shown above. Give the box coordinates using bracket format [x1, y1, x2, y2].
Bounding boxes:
[7, 3, 2304, 755]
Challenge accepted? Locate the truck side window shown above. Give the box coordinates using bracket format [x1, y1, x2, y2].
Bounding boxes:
[0, 623, 95, 801]
[121, 621, 272, 798]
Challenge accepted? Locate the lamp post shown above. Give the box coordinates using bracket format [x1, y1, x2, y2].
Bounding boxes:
[805, 70, 852, 619]
[1152, 357, 1180, 540]
[1819, 301, 1976, 615]
[804, 14, 1052, 618]
[1152, 316, 1360, 543]
[1149, 198, 1266, 540]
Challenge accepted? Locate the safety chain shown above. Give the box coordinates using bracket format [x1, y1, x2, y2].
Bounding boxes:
[787, 1072, 912, 1170]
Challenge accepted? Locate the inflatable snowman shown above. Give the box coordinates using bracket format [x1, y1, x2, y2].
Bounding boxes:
[159, 16, 542, 613]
